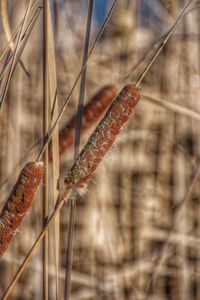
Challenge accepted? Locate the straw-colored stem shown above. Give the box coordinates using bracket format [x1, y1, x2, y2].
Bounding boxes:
[64, 1, 94, 298]
[43, 0, 49, 299]
[0, 0, 33, 111]
[143, 93, 200, 122]
[135, 0, 193, 87]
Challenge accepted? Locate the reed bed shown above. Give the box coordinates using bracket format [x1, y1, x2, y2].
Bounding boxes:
[0, 1, 200, 299]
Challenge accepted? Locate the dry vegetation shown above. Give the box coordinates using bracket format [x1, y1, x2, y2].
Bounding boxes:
[0, 0, 200, 299]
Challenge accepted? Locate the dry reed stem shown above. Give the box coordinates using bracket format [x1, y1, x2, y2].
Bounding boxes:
[0, 162, 44, 256]
[144, 93, 200, 122]
[0, 0, 41, 62]
[135, 0, 193, 87]
[0, 5, 42, 84]
[144, 163, 200, 299]
[47, 0, 60, 297]
[51, 84, 117, 160]
[64, 2, 94, 299]
[43, 0, 50, 298]
[1, 0, 15, 51]
[0, 0, 30, 75]
[64, 84, 141, 189]
[0, 0, 33, 111]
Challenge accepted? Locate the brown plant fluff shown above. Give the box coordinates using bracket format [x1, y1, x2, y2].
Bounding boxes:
[49, 84, 118, 160]
[0, 162, 44, 256]
[64, 84, 141, 190]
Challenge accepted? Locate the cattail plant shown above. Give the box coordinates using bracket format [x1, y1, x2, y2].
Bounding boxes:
[1, 83, 141, 299]
[64, 84, 141, 190]
[0, 162, 44, 256]
[49, 84, 118, 159]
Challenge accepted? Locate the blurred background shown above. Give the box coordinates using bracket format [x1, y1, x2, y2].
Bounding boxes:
[0, 0, 200, 299]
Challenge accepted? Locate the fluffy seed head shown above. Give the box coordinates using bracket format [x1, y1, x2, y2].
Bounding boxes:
[64, 84, 141, 189]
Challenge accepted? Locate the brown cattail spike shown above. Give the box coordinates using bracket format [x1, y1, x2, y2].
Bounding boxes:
[0, 162, 44, 256]
[64, 84, 141, 189]
[52, 84, 117, 159]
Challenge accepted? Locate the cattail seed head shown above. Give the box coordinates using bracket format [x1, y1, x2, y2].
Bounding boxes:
[64, 84, 141, 189]
[0, 162, 44, 256]
[50, 84, 117, 160]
